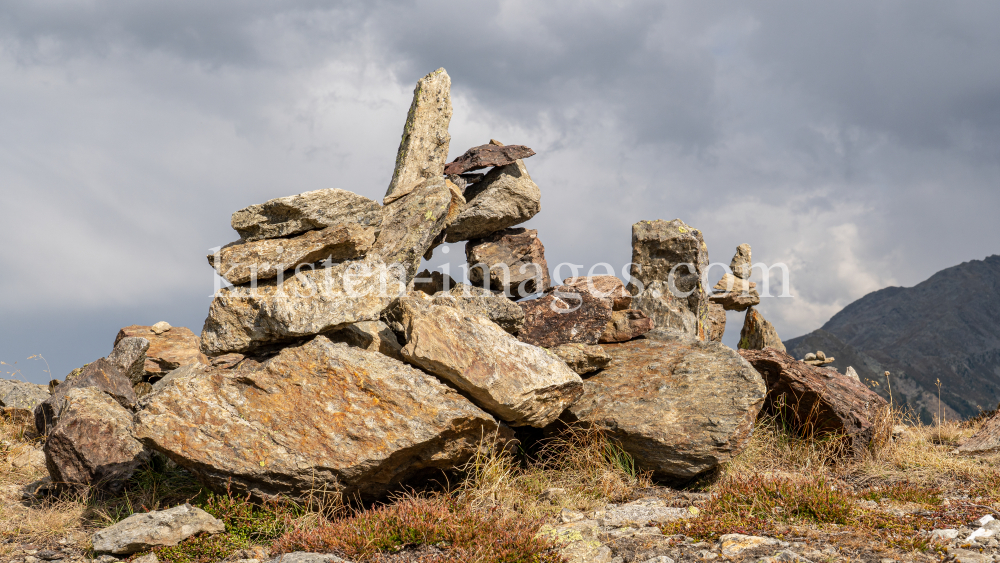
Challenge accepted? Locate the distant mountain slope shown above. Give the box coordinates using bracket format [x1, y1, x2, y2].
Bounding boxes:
[785, 255, 1000, 421]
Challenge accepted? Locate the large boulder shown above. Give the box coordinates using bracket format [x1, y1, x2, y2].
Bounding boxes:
[200, 256, 405, 356]
[134, 336, 510, 501]
[548, 343, 612, 376]
[36, 358, 136, 435]
[738, 348, 889, 452]
[43, 387, 149, 491]
[92, 504, 224, 555]
[383, 68, 453, 204]
[627, 219, 710, 340]
[444, 159, 541, 242]
[372, 176, 465, 280]
[231, 188, 382, 242]
[738, 307, 786, 353]
[114, 325, 207, 382]
[444, 143, 536, 175]
[518, 286, 613, 348]
[627, 280, 698, 337]
[465, 228, 550, 298]
[209, 224, 376, 285]
[0, 379, 49, 422]
[598, 310, 654, 343]
[564, 331, 766, 479]
[707, 302, 727, 342]
[398, 299, 583, 427]
[106, 336, 150, 385]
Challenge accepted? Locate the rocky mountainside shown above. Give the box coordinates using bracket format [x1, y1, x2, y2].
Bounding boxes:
[786, 254, 1000, 421]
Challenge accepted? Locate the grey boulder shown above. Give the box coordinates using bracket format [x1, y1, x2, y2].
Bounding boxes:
[107, 336, 150, 386]
[630, 280, 699, 338]
[92, 504, 224, 554]
[231, 188, 382, 242]
[0, 378, 49, 422]
[445, 159, 541, 242]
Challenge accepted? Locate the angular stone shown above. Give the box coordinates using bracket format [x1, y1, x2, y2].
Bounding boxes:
[107, 336, 150, 385]
[548, 343, 612, 376]
[151, 321, 171, 335]
[399, 300, 582, 427]
[518, 286, 613, 348]
[150, 363, 207, 395]
[326, 321, 404, 362]
[630, 280, 699, 337]
[564, 331, 766, 479]
[710, 273, 760, 312]
[209, 224, 376, 285]
[135, 336, 510, 501]
[200, 256, 405, 355]
[444, 160, 541, 242]
[114, 326, 207, 381]
[43, 387, 149, 491]
[738, 348, 889, 452]
[730, 244, 752, 280]
[36, 358, 137, 435]
[431, 284, 525, 335]
[266, 554, 349, 563]
[0, 379, 49, 422]
[738, 307, 786, 353]
[959, 410, 1000, 454]
[384, 68, 452, 204]
[536, 520, 612, 563]
[563, 276, 631, 311]
[599, 310, 654, 343]
[719, 534, 785, 557]
[707, 302, 726, 342]
[627, 219, 710, 340]
[466, 228, 550, 298]
[412, 269, 457, 295]
[373, 177, 464, 281]
[443, 143, 536, 175]
[92, 504, 224, 555]
[599, 498, 692, 527]
[232, 188, 382, 242]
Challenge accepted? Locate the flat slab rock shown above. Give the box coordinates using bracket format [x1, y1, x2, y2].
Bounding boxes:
[597, 498, 693, 528]
[92, 504, 224, 554]
[135, 336, 510, 501]
[548, 343, 612, 375]
[231, 188, 382, 242]
[0, 378, 49, 421]
[429, 283, 525, 335]
[200, 256, 406, 355]
[399, 297, 582, 427]
[738, 348, 888, 452]
[444, 143, 535, 175]
[518, 286, 613, 348]
[564, 330, 766, 479]
[209, 224, 376, 285]
[114, 325, 207, 381]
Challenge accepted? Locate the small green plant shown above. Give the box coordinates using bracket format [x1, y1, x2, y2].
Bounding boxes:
[860, 482, 942, 506]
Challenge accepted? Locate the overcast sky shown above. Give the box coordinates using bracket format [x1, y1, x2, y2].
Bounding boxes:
[2, 1, 999, 384]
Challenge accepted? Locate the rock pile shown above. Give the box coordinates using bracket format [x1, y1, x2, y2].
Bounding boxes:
[802, 350, 836, 366]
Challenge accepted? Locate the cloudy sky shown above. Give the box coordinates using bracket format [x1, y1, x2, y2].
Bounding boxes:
[2, 1, 998, 384]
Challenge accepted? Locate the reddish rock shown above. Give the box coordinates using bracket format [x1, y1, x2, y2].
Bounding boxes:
[738, 348, 889, 452]
[114, 325, 208, 381]
[466, 228, 550, 298]
[563, 276, 631, 311]
[443, 143, 536, 175]
[598, 310, 654, 343]
[518, 286, 613, 348]
[35, 358, 137, 435]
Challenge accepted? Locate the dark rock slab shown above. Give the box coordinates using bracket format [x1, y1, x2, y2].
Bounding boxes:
[443, 143, 536, 175]
[518, 286, 613, 348]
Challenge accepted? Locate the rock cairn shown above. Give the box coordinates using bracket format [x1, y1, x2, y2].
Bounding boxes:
[18, 68, 887, 509]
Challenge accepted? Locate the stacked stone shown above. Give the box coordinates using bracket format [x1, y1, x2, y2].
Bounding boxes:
[803, 350, 836, 366]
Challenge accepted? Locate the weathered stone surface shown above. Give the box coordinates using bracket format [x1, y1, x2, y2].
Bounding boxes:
[563, 276, 631, 311]
[627, 219, 710, 340]
[92, 504, 224, 555]
[719, 534, 786, 557]
[266, 554, 350, 563]
[135, 336, 509, 501]
[959, 411, 1000, 454]
[373, 177, 464, 280]
[149, 363, 207, 395]
[710, 273, 761, 312]
[730, 244, 752, 280]
[200, 257, 405, 355]
[399, 300, 582, 427]
[384, 68, 452, 204]
[738, 348, 889, 452]
[209, 224, 376, 285]
[232, 188, 382, 242]
[151, 321, 171, 335]
[44, 387, 149, 491]
[466, 228, 550, 298]
[0, 379, 49, 422]
[598, 498, 693, 527]
[443, 143, 536, 175]
[536, 520, 612, 563]
[708, 302, 726, 342]
[445, 159, 541, 242]
[36, 358, 137, 435]
[630, 281, 699, 337]
[599, 310, 654, 343]
[564, 330, 766, 479]
[432, 284, 525, 334]
[107, 337, 150, 385]
[518, 286, 613, 348]
[326, 321, 404, 362]
[412, 269, 457, 295]
[548, 343, 612, 376]
[114, 326, 207, 381]
[738, 307, 786, 353]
